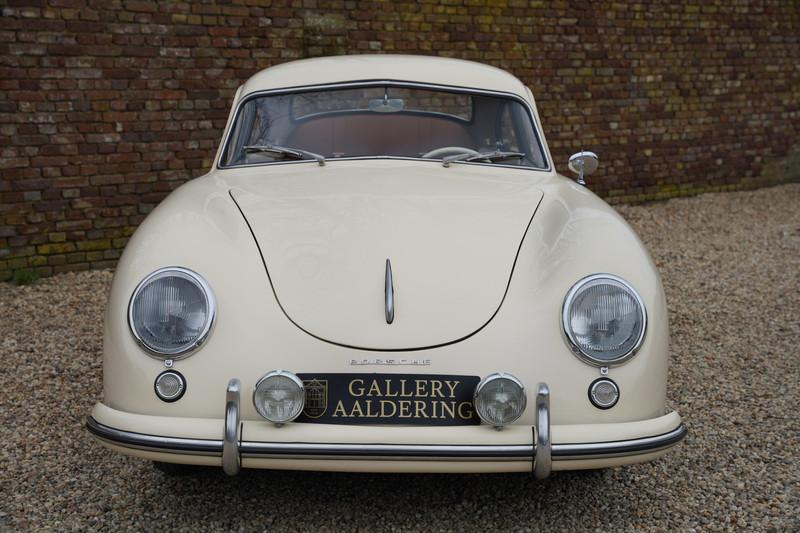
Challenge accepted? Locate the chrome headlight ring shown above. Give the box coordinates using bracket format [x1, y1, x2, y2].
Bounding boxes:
[562, 273, 647, 367]
[128, 266, 216, 360]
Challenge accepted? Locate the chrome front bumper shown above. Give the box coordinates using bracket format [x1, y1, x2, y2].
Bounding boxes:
[86, 379, 687, 477]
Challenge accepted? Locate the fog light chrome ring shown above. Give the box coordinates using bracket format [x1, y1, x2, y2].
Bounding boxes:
[252, 370, 305, 425]
[154, 370, 186, 402]
[588, 378, 620, 409]
[473, 372, 527, 428]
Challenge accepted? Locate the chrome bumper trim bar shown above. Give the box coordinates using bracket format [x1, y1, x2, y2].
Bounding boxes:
[551, 424, 687, 460]
[533, 382, 551, 479]
[238, 442, 534, 460]
[222, 378, 241, 476]
[86, 417, 533, 460]
[86, 417, 686, 467]
[86, 416, 222, 455]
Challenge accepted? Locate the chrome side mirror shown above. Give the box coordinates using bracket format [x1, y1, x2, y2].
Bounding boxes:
[568, 151, 599, 186]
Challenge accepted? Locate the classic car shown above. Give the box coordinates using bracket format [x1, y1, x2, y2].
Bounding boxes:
[87, 55, 686, 477]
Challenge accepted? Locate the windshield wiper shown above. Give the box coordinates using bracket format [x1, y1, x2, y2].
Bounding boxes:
[244, 144, 325, 166]
[442, 150, 525, 167]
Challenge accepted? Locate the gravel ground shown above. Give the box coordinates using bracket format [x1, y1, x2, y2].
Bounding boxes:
[1, 184, 798, 531]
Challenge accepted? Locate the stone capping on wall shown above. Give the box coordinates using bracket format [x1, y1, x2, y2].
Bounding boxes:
[1, 2, 799, 281]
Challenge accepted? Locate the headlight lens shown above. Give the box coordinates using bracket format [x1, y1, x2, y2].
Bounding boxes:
[253, 371, 305, 424]
[128, 267, 215, 358]
[563, 274, 646, 365]
[473, 373, 527, 427]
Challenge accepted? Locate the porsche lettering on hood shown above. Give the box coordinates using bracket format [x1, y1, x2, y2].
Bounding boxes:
[230, 161, 543, 350]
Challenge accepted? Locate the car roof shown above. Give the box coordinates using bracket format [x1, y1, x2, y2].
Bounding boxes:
[239, 54, 530, 98]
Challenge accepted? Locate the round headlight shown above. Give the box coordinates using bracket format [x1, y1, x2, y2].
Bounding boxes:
[253, 371, 305, 424]
[128, 267, 215, 358]
[473, 373, 527, 427]
[562, 274, 646, 365]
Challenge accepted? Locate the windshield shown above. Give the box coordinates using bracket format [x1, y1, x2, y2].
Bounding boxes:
[221, 85, 548, 169]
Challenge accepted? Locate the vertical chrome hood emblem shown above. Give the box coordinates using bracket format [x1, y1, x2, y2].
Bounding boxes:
[385, 258, 394, 324]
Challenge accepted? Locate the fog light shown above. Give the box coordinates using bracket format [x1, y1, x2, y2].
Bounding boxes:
[589, 378, 619, 409]
[154, 370, 186, 402]
[253, 370, 305, 425]
[473, 373, 527, 427]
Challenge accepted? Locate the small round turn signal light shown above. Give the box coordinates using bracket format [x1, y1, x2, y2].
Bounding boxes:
[589, 378, 619, 409]
[154, 370, 186, 402]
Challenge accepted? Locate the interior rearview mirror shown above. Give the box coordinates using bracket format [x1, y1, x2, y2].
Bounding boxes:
[368, 97, 405, 113]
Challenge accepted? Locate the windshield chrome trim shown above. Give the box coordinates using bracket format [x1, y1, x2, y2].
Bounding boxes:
[216, 79, 551, 172]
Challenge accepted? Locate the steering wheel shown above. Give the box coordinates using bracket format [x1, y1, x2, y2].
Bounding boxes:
[422, 146, 480, 159]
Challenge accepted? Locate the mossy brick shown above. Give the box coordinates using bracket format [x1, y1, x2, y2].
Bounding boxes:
[47, 254, 66, 266]
[37, 242, 75, 254]
[76, 239, 111, 251]
[8, 257, 28, 269]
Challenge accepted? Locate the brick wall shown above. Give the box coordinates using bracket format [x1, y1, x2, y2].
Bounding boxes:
[1, 1, 799, 281]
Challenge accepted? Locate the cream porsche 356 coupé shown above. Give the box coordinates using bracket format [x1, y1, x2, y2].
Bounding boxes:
[87, 55, 685, 477]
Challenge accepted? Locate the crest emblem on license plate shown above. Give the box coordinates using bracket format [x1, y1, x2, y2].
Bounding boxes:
[302, 379, 328, 418]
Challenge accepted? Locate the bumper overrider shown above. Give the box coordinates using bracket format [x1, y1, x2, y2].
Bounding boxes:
[87, 379, 686, 477]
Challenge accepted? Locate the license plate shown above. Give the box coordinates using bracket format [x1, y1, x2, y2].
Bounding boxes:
[295, 373, 481, 425]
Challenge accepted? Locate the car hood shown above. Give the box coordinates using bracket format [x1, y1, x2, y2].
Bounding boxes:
[228, 160, 543, 351]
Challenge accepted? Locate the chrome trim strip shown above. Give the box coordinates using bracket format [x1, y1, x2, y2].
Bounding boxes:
[385, 258, 394, 324]
[222, 379, 241, 475]
[86, 417, 530, 461]
[87, 418, 686, 463]
[551, 424, 687, 460]
[86, 417, 222, 455]
[239, 442, 533, 461]
[533, 383, 552, 479]
[215, 79, 551, 172]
